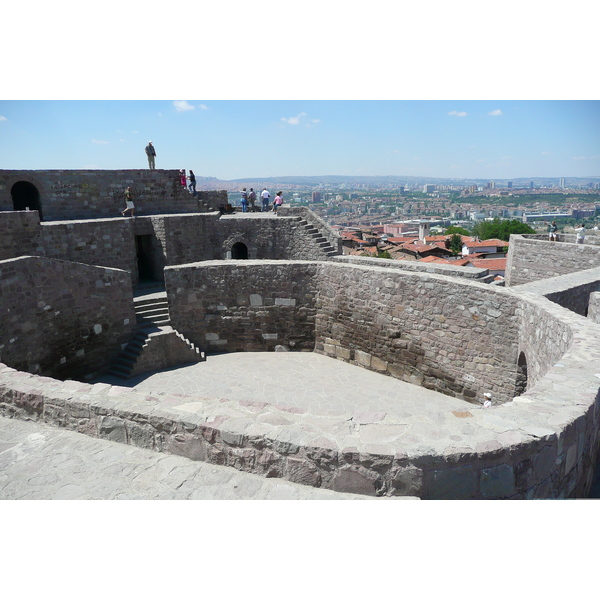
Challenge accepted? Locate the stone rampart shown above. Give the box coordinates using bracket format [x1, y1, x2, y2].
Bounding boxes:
[0, 170, 204, 221]
[165, 260, 521, 404]
[0, 256, 135, 380]
[1, 256, 600, 498]
[505, 234, 600, 286]
[166, 261, 319, 353]
[315, 262, 521, 403]
[0, 209, 342, 288]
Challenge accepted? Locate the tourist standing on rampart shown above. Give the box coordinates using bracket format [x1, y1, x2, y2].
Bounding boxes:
[248, 188, 256, 212]
[241, 188, 248, 212]
[548, 221, 558, 242]
[575, 224, 585, 244]
[188, 170, 196, 195]
[121, 186, 135, 217]
[273, 191, 283, 215]
[179, 169, 187, 188]
[145, 142, 156, 169]
[261, 188, 270, 211]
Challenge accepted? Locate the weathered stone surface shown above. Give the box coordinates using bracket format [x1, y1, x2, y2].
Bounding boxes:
[480, 463, 515, 498]
[427, 466, 477, 500]
[331, 465, 382, 496]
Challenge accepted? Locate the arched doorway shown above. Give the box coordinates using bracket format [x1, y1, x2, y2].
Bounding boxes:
[11, 181, 43, 220]
[515, 351, 528, 396]
[231, 242, 248, 259]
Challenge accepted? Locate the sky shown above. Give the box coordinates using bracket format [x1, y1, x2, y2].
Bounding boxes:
[1, 100, 598, 180]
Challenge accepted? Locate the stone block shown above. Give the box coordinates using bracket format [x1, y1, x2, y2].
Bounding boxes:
[98, 416, 127, 443]
[391, 465, 423, 496]
[286, 457, 321, 487]
[480, 463, 515, 499]
[355, 350, 371, 368]
[330, 465, 382, 496]
[427, 466, 477, 499]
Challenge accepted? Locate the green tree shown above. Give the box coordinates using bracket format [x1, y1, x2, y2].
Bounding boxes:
[376, 250, 392, 259]
[445, 233, 464, 256]
[471, 219, 535, 242]
[444, 225, 471, 236]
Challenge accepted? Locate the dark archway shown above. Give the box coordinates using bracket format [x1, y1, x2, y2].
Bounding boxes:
[11, 181, 43, 220]
[515, 351, 528, 396]
[231, 242, 248, 259]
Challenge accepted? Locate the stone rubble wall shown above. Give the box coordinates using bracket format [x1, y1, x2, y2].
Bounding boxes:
[505, 234, 600, 286]
[40, 219, 139, 287]
[0, 170, 202, 221]
[315, 262, 521, 404]
[0, 256, 135, 380]
[1, 257, 600, 497]
[165, 261, 319, 353]
[0, 211, 41, 261]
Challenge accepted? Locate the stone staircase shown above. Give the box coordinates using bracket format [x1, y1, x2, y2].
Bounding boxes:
[296, 217, 339, 258]
[104, 291, 204, 379]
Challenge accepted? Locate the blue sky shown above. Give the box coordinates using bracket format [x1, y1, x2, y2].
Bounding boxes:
[1, 100, 598, 180]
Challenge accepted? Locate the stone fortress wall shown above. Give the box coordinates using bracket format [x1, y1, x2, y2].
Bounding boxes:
[0, 169, 225, 220]
[0, 256, 135, 381]
[0, 263, 598, 498]
[506, 233, 600, 286]
[1, 169, 600, 497]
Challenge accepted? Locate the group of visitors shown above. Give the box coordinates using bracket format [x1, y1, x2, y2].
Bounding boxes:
[547, 221, 586, 244]
[133, 141, 283, 218]
[240, 188, 283, 214]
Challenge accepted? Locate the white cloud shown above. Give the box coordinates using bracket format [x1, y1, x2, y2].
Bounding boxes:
[572, 156, 587, 160]
[92, 139, 110, 145]
[0, 115, 8, 121]
[173, 100, 195, 112]
[281, 112, 307, 125]
[448, 110, 467, 117]
[488, 109, 503, 116]
[541, 151, 551, 155]
[131, 130, 139, 134]
[199, 104, 209, 110]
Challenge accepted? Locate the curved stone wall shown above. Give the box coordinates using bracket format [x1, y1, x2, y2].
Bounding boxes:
[1, 259, 599, 498]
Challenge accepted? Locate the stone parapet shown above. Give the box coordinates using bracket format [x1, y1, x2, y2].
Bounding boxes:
[506, 234, 600, 286]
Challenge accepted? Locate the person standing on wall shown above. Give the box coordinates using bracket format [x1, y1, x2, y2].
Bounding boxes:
[549, 221, 558, 242]
[575, 223, 585, 244]
[273, 191, 283, 215]
[145, 142, 156, 169]
[240, 188, 248, 212]
[121, 186, 135, 217]
[248, 188, 257, 212]
[261, 188, 270, 212]
[179, 169, 187, 188]
[188, 170, 196, 195]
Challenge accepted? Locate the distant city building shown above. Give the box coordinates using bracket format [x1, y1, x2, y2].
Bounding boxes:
[311, 192, 322, 203]
[507, 181, 513, 189]
[530, 181, 534, 189]
[423, 184, 435, 194]
[560, 177, 565, 188]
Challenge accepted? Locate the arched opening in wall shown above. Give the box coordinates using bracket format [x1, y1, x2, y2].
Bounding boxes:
[515, 351, 528, 396]
[231, 242, 248, 259]
[11, 181, 43, 220]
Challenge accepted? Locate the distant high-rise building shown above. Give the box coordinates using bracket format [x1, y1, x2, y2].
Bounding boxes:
[530, 181, 534, 189]
[399, 186, 405, 194]
[423, 184, 435, 193]
[507, 181, 513, 189]
[560, 177, 565, 188]
[312, 192, 322, 203]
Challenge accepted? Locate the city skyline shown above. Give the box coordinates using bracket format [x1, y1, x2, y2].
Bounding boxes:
[1, 100, 598, 181]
